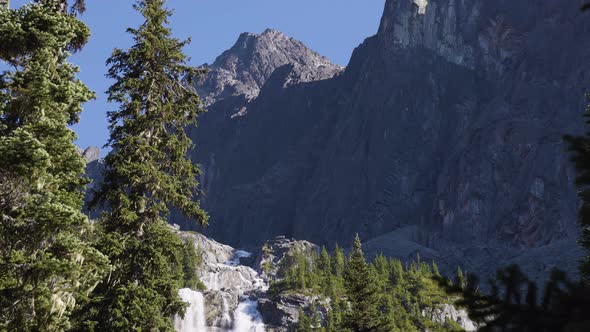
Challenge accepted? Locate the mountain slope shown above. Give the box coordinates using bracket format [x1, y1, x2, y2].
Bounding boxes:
[174, 0, 588, 280]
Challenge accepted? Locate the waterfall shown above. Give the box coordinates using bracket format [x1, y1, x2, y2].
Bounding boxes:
[175, 249, 267, 332]
[232, 300, 266, 332]
[175, 288, 207, 332]
[220, 296, 232, 327]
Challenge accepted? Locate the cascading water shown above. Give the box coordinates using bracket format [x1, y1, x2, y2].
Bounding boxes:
[175, 288, 207, 332]
[232, 300, 266, 332]
[175, 250, 268, 332]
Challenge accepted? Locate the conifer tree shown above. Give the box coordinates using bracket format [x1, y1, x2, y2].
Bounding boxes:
[342, 234, 392, 332]
[565, 97, 590, 284]
[331, 244, 345, 277]
[317, 246, 332, 293]
[297, 307, 312, 332]
[0, 2, 109, 330]
[80, 0, 208, 329]
[455, 266, 466, 290]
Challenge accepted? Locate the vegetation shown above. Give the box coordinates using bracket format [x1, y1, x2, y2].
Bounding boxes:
[273, 236, 467, 332]
[0, 2, 109, 330]
[1, 1, 590, 331]
[565, 96, 590, 285]
[436, 265, 590, 332]
[75, 0, 208, 330]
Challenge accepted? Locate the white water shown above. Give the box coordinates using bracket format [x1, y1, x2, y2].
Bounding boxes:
[175, 250, 267, 332]
[175, 288, 207, 332]
[232, 300, 266, 332]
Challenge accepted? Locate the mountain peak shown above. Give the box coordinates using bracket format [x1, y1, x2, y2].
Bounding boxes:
[197, 29, 342, 105]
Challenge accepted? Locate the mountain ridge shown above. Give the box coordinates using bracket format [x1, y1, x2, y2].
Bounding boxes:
[169, 0, 586, 281]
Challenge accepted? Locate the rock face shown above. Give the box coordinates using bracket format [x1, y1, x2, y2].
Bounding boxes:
[196, 28, 343, 107]
[253, 237, 323, 332]
[423, 304, 477, 332]
[175, 230, 267, 330]
[176, 0, 587, 281]
[256, 236, 318, 282]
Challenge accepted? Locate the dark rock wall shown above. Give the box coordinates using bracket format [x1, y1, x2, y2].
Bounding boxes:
[176, 0, 588, 277]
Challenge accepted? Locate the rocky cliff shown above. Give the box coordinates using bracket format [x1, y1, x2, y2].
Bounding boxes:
[174, 0, 588, 281]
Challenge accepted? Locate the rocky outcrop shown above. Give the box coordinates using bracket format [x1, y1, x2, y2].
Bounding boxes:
[174, 230, 266, 329]
[422, 304, 477, 332]
[195, 28, 343, 107]
[256, 236, 318, 282]
[177, 0, 586, 282]
[253, 237, 324, 332]
[258, 294, 327, 332]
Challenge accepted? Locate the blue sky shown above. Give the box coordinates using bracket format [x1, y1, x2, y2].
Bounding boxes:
[6, 0, 385, 153]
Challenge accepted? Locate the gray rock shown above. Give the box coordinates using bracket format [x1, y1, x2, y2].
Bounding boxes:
[203, 290, 238, 328]
[258, 293, 326, 332]
[175, 0, 586, 283]
[256, 236, 318, 282]
[195, 28, 343, 107]
[422, 304, 478, 332]
[82, 147, 101, 163]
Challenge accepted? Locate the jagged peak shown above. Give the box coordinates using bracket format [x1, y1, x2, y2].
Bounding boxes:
[197, 29, 342, 105]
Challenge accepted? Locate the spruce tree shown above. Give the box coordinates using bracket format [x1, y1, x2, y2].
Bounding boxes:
[342, 234, 392, 332]
[80, 0, 208, 330]
[297, 307, 312, 332]
[0, 2, 109, 330]
[455, 266, 466, 290]
[565, 97, 590, 284]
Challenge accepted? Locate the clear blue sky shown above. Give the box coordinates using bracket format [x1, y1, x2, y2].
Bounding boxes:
[7, 0, 385, 154]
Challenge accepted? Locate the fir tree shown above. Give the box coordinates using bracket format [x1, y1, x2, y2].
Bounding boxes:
[455, 266, 465, 290]
[297, 307, 312, 332]
[342, 234, 392, 332]
[182, 240, 204, 290]
[565, 95, 590, 284]
[0, 2, 109, 330]
[80, 0, 208, 330]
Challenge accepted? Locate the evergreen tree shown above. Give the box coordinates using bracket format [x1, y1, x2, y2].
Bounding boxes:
[454, 267, 465, 290]
[438, 265, 590, 331]
[432, 261, 441, 277]
[0, 2, 109, 330]
[80, 0, 208, 330]
[342, 234, 392, 332]
[296, 307, 312, 332]
[331, 244, 345, 277]
[317, 246, 332, 293]
[182, 240, 204, 290]
[565, 96, 590, 284]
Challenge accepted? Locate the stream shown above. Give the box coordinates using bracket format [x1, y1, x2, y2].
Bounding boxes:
[174, 250, 267, 332]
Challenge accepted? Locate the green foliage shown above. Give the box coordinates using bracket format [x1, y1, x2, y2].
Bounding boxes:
[342, 234, 392, 332]
[454, 266, 465, 290]
[0, 2, 109, 331]
[296, 307, 313, 332]
[269, 236, 465, 332]
[437, 265, 590, 332]
[78, 0, 208, 330]
[182, 240, 205, 291]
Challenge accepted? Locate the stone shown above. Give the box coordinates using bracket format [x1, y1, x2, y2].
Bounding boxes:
[172, 0, 585, 284]
[82, 147, 101, 162]
[422, 304, 478, 331]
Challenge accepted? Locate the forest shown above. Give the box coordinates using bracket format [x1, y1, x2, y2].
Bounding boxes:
[1, 0, 590, 331]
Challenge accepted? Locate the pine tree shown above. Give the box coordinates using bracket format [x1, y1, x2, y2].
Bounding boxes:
[565, 96, 590, 284]
[432, 260, 441, 277]
[80, 0, 208, 330]
[297, 307, 312, 332]
[0, 2, 109, 330]
[342, 234, 392, 332]
[317, 246, 332, 293]
[182, 239, 204, 290]
[455, 266, 466, 290]
[332, 244, 345, 277]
